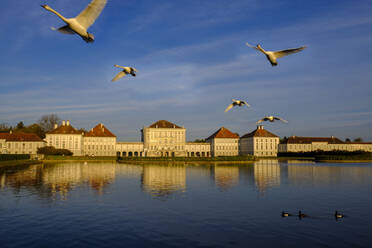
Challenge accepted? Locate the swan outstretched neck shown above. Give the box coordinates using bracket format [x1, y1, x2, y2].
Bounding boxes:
[246, 42, 306, 66]
[41, 0, 107, 43]
[41, 5, 69, 23]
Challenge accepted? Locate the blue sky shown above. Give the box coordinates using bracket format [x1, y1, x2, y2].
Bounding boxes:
[1, 0, 372, 141]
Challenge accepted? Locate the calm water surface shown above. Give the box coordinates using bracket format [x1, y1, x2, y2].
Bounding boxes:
[1, 160, 372, 248]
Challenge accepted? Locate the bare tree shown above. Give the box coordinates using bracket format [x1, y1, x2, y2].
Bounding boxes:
[38, 114, 61, 132]
[0, 123, 11, 132]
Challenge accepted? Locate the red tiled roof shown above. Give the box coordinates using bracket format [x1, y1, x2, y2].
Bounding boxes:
[241, 126, 278, 138]
[47, 123, 81, 135]
[0, 132, 44, 142]
[84, 123, 116, 137]
[148, 120, 182, 129]
[206, 127, 239, 140]
[281, 136, 344, 144]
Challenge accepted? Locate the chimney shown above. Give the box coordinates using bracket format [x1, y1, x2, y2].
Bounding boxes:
[62, 120, 66, 126]
[54, 124, 58, 129]
[66, 120, 70, 126]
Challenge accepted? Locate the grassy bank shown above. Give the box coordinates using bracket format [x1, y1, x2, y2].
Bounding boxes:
[43, 155, 117, 161]
[279, 151, 372, 162]
[314, 155, 372, 162]
[117, 156, 256, 162]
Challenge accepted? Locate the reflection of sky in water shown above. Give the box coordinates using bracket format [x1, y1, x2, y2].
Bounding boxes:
[1, 161, 372, 247]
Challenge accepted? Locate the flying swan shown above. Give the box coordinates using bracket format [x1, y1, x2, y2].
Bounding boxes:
[112, 65, 137, 82]
[224, 99, 250, 112]
[257, 116, 288, 124]
[41, 0, 107, 43]
[246, 42, 306, 66]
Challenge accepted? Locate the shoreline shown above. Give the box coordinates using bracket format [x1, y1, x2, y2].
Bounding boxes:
[0, 160, 42, 169]
[1, 157, 372, 167]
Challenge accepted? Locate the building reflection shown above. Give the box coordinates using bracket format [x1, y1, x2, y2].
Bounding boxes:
[286, 165, 371, 186]
[0, 162, 132, 199]
[253, 159, 280, 193]
[141, 165, 186, 199]
[0, 164, 42, 192]
[211, 165, 239, 191]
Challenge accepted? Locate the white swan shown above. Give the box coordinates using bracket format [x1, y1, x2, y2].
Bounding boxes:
[246, 42, 306, 66]
[112, 65, 138, 82]
[257, 116, 288, 124]
[224, 99, 250, 112]
[41, 0, 107, 43]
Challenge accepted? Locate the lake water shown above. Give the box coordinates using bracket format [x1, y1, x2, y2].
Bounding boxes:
[1, 160, 372, 248]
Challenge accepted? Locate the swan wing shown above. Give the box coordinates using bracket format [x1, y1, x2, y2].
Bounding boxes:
[56, 25, 75, 35]
[76, 0, 107, 29]
[245, 42, 260, 51]
[273, 46, 306, 58]
[114, 65, 126, 69]
[224, 104, 234, 112]
[242, 101, 250, 107]
[275, 117, 288, 123]
[111, 71, 126, 82]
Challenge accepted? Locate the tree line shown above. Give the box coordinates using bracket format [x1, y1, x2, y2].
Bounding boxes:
[0, 114, 86, 139]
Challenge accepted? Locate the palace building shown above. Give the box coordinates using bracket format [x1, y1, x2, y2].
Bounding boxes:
[46, 120, 84, 156]
[240, 125, 280, 157]
[84, 123, 116, 156]
[0, 131, 45, 155]
[278, 136, 372, 153]
[4, 118, 372, 158]
[141, 120, 187, 157]
[206, 127, 239, 157]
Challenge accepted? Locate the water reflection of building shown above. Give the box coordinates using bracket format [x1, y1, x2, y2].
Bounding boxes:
[0, 162, 120, 199]
[287, 165, 345, 186]
[211, 165, 239, 191]
[141, 165, 186, 198]
[0, 164, 42, 190]
[254, 159, 280, 192]
[42, 162, 117, 195]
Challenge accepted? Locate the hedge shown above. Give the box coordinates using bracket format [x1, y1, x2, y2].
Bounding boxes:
[278, 150, 372, 157]
[0, 154, 30, 161]
[37, 146, 73, 156]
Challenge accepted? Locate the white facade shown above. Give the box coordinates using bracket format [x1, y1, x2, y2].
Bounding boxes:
[240, 126, 279, 157]
[0, 132, 45, 155]
[279, 136, 372, 153]
[84, 137, 116, 156]
[206, 127, 239, 157]
[45, 121, 84, 156]
[0, 139, 6, 154]
[141, 120, 187, 157]
[83, 123, 117, 156]
[209, 138, 239, 156]
[116, 142, 144, 157]
[185, 142, 211, 157]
